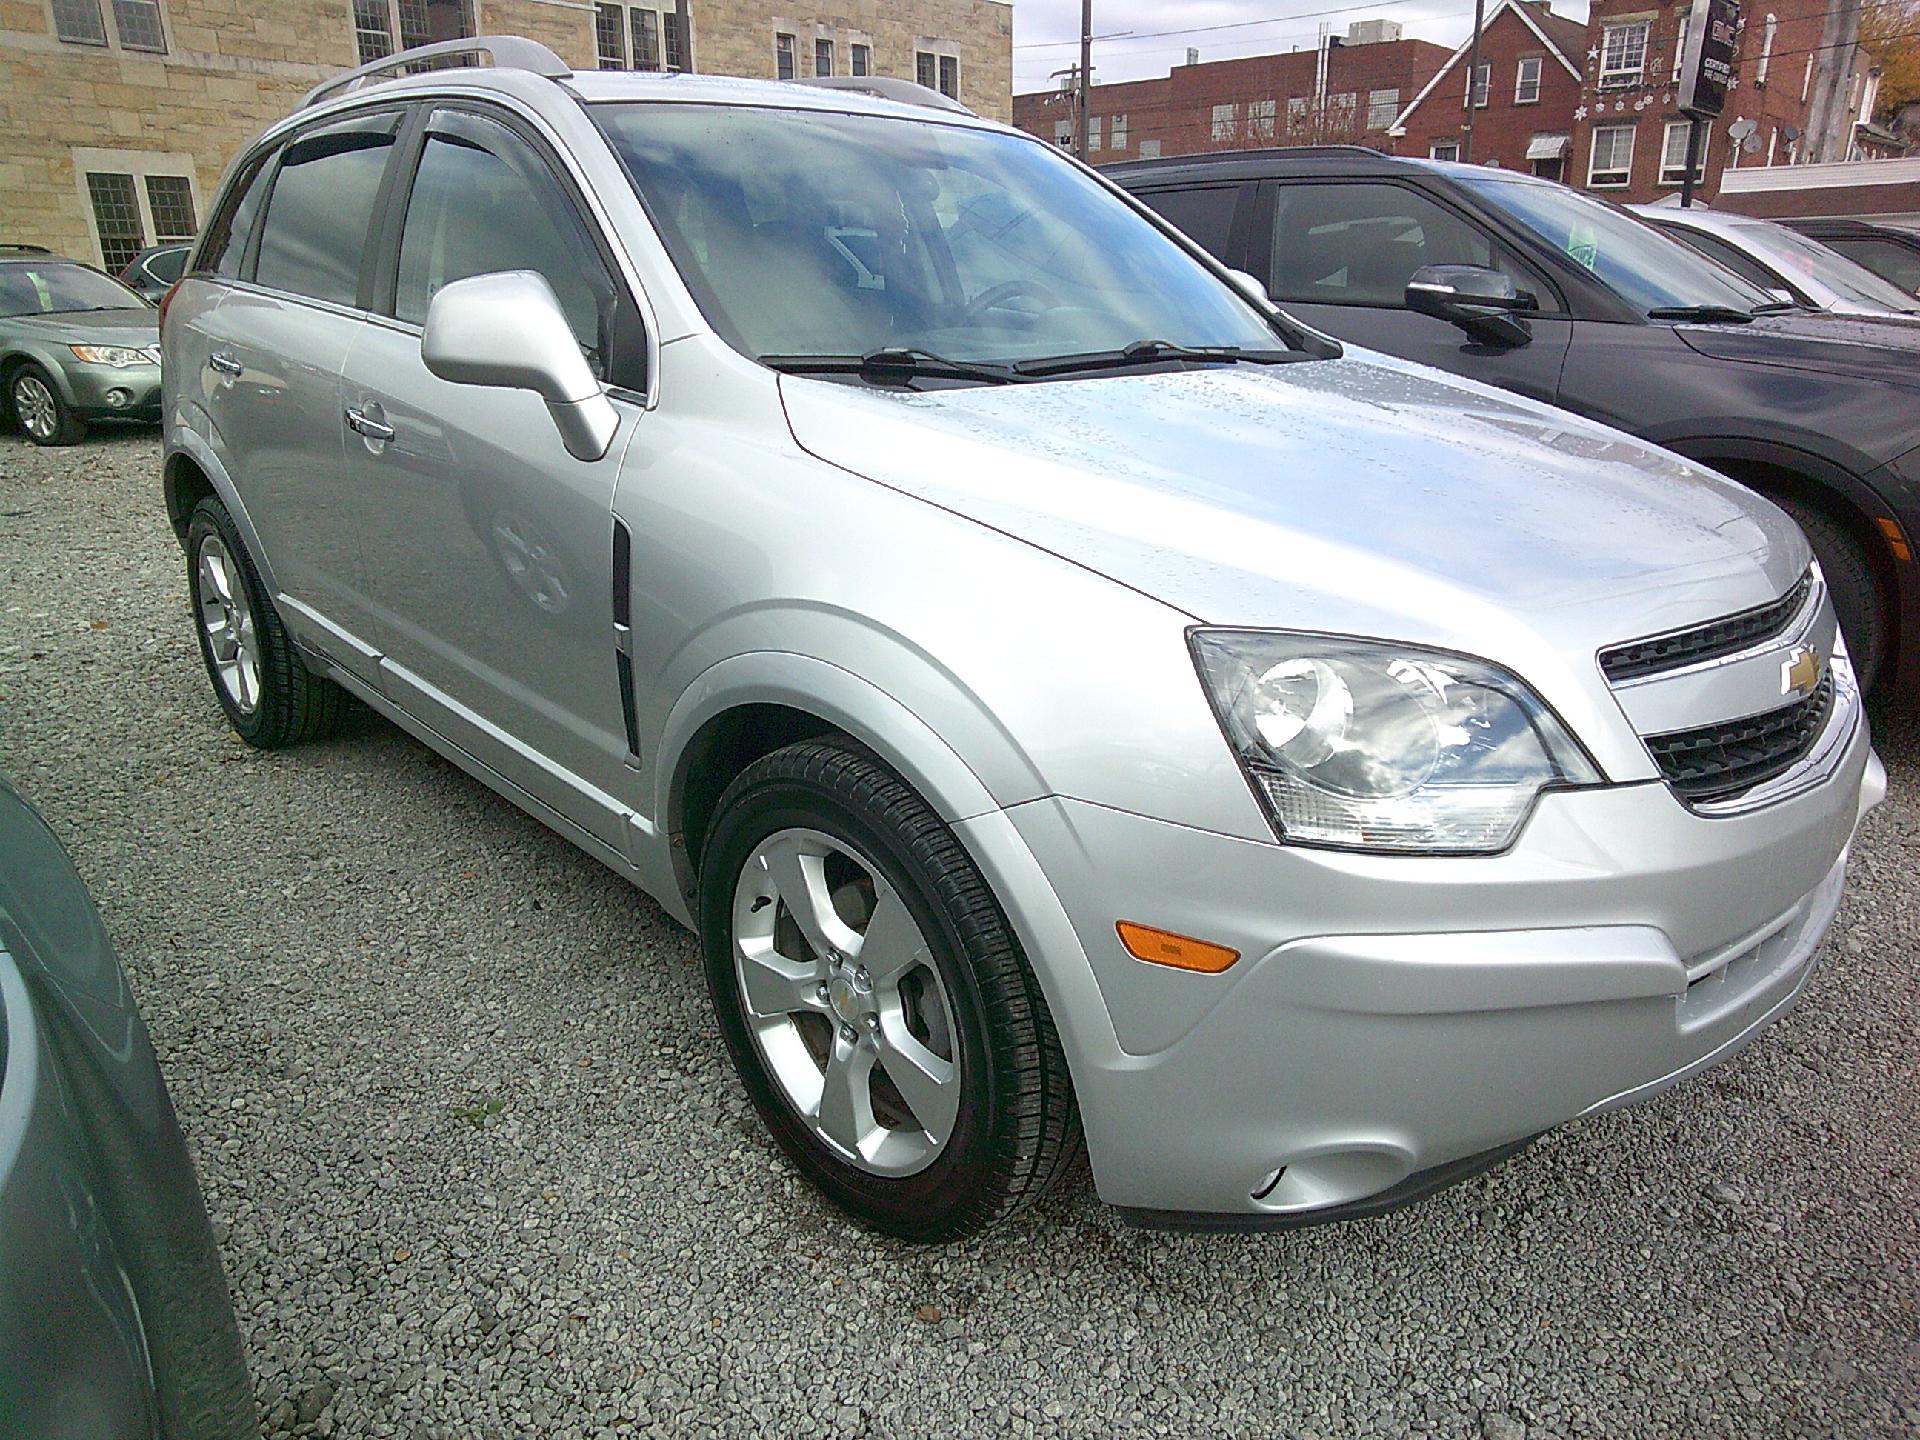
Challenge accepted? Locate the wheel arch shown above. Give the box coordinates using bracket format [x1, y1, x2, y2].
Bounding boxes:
[1671, 438, 1905, 678]
[160, 432, 284, 600]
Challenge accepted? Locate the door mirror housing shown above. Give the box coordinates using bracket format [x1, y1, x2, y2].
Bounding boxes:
[421, 270, 619, 462]
[1404, 264, 1534, 347]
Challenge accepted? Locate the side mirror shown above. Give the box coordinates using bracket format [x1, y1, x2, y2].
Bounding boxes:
[1224, 268, 1271, 306]
[1404, 264, 1534, 347]
[421, 270, 618, 462]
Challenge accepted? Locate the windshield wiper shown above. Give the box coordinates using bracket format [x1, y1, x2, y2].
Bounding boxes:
[1011, 339, 1302, 378]
[1646, 305, 1758, 324]
[1749, 300, 1799, 314]
[759, 347, 1020, 385]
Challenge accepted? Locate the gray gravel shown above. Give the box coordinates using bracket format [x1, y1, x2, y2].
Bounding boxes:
[3, 429, 1917, 1440]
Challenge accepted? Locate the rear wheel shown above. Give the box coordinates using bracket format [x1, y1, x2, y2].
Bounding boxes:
[8, 363, 86, 447]
[186, 496, 350, 747]
[1773, 496, 1885, 691]
[698, 738, 1080, 1241]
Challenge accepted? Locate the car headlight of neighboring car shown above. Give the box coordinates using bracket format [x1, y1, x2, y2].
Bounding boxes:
[1190, 630, 1602, 854]
[68, 344, 149, 368]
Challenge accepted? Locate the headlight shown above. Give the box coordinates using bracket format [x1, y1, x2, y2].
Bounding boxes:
[69, 344, 148, 368]
[1190, 630, 1602, 854]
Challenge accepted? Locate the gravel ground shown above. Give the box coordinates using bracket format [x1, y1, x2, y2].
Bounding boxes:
[2, 429, 1916, 1440]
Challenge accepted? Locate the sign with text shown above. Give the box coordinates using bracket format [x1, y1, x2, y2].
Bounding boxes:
[1678, 0, 1741, 119]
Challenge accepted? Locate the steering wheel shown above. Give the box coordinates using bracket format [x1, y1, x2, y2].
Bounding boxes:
[959, 279, 1064, 323]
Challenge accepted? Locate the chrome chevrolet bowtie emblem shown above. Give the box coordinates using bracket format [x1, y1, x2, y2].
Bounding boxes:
[1781, 645, 1823, 698]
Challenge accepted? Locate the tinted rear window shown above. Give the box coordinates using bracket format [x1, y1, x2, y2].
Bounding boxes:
[254, 115, 398, 306]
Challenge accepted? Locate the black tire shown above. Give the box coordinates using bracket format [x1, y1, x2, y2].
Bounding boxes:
[1774, 496, 1885, 691]
[698, 738, 1080, 1241]
[185, 496, 350, 748]
[8, 362, 86, 446]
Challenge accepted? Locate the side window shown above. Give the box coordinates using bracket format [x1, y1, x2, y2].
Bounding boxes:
[1660, 228, 1781, 292]
[1133, 186, 1243, 264]
[254, 115, 399, 305]
[1828, 238, 1920, 297]
[1268, 181, 1550, 310]
[394, 111, 617, 375]
[200, 148, 276, 277]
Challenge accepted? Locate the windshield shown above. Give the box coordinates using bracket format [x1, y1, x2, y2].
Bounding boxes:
[1730, 221, 1920, 312]
[0, 262, 147, 317]
[595, 104, 1284, 367]
[1458, 175, 1776, 315]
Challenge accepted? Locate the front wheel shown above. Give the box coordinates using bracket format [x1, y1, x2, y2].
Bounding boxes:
[698, 739, 1080, 1241]
[8, 363, 86, 446]
[1774, 497, 1885, 691]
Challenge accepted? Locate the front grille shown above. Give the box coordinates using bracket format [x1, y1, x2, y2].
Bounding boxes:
[1599, 571, 1812, 682]
[1644, 673, 1835, 803]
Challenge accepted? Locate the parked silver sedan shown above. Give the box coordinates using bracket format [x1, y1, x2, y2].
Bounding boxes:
[162, 40, 1883, 1238]
[1, 247, 160, 445]
[1634, 204, 1920, 319]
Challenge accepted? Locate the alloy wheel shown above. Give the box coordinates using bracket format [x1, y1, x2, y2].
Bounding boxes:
[196, 534, 261, 714]
[11, 374, 57, 441]
[731, 827, 961, 1177]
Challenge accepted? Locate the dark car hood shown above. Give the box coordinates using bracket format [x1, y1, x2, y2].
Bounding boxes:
[1674, 310, 1920, 388]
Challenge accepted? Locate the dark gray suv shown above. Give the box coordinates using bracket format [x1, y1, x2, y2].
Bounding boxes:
[1108, 148, 1920, 697]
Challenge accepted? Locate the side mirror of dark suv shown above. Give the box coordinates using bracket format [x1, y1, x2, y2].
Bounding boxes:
[1405, 264, 1533, 348]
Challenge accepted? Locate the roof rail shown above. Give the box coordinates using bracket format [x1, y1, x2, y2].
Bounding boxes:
[0, 243, 53, 254]
[790, 74, 973, 117]
[300, 35, 571, 110]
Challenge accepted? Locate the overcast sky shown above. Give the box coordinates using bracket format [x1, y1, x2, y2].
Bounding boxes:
[1010, 0, 1593, 93]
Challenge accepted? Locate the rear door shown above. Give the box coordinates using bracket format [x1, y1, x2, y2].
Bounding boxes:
[192, 110, 402, 668]
[1253, 178, 1573, 404]
[338, 104, 640, 830]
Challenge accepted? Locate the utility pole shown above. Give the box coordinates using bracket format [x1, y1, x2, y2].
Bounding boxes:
[1461, 0, 1485, 162]
[1076, 0, 1093, 158]
[1679, 118, 1705, 205]
[674, 0, 692, 72]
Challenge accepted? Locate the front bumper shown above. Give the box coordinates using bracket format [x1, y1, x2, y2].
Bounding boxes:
[64, 360, 162, 421]
[960, 695, 1882, 1223]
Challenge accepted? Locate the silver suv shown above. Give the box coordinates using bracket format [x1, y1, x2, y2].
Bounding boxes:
[162, 39, 1884, 1239]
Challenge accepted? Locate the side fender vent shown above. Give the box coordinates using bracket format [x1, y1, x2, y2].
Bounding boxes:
[612, 518, 640, 764]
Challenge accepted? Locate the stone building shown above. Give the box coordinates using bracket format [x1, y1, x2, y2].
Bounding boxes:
[1385, 0, 1588, 179]
[1012, 22, 1452, 165]
[0, 0, 1011, 269]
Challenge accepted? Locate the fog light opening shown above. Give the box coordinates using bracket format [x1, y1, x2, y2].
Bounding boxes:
[104, 388, 132, 410]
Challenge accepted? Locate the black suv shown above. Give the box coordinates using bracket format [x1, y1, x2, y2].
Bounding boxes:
[1106, 147, 1920, 696]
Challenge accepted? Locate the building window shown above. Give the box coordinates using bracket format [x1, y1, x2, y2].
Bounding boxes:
[1660, 119, 1707, 184]
[51, 0, 107, 44]
[1211, 103, 1237, 143]
[1087, 115, 1101, 149]
[352, 0, 392, 60]
[631, 8, 658, 68]
[595, 3, 625, 68]
[1250, 99, 1276, 140]
[1430, 139, 1460, 161]
[80, 158, 196, 273]
[1588, 123, 1635, 186]
[814, 37, 832, 77]
[1137, 139, 1161, 159]
[1286, 95, 1309, 136]
[938, 54, 958, 99]
[53, 0, 165, 51]
[1465, 62, 1489, 108]
[1328, 91, 1358, 132]
[1111, 112, 1128, 149]
[1367, 88, 1399, 130]
[1053, 119, 1070, 147]
[662, 9, 683, 71]
[1515, 56, 1541, 104]
[916, 50, 936, 88]
[1599, 22, 1648, 88]
[850, 42, 869, 76]
[775, 31, 795, 80]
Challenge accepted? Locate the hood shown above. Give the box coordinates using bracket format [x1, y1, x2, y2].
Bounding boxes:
[1675, 310, 1920, 387]
[779, 352, 1809, 672]
[8, 308, 158, 346]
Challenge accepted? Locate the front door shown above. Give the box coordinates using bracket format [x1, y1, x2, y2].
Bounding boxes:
[1256, 178, 1574, 406]
[339, 106, 639, 834]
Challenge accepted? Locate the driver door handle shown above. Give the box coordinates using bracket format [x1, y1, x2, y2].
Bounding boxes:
[207, 352, 242, 377]
[345, 406, 395, 442]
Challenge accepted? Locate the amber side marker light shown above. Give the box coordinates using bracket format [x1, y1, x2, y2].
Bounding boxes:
[1875, 516, 1911, 563]
[1116, 921, 1241, 974]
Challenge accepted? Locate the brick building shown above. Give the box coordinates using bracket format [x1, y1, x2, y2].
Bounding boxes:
[1012, 21, 1452, 164]
[1385, 0, 1588, 179]
[0, 0, 1011, 269]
